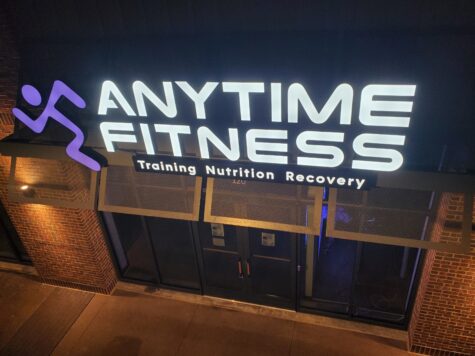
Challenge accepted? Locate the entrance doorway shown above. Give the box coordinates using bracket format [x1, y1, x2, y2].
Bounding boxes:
[196, 223, 297, 309]
[104, 213, 298, 308]
[104, 212, 421, 327]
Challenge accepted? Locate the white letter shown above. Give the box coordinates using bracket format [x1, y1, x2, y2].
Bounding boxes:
[271, 83, 282, 122]
[222, 82, 265, 121]
[100, 122, 137, 152]
[197, 127, 240, 161]
[246, 129, 288, 164]
[133, 81, 177, 117]
[175, 81, 218, 119]
[154, 124, 191, 157]
[355, 179, 366, 190]
[359, 84, 416, 127]
[288, 83, 353, 124]
[296, 131, 345, 168]
[98, 81, 136, 116]
[352, 133, 405, 171]
[205, 165, 216, 175]
[140, 123, 155, 155]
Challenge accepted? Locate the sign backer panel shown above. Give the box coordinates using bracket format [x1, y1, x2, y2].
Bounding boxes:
[133, 154, 376, 190]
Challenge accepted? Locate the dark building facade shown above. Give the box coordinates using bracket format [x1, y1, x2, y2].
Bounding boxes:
[0, 2, 474, 354]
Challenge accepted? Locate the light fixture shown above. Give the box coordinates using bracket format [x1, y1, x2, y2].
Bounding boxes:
[20, 185, 36, 198]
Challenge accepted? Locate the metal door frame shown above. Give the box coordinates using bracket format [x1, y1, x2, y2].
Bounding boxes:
[193, 222, 299, 310]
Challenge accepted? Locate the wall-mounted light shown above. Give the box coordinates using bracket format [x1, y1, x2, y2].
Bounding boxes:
[20, 185, 36, 198]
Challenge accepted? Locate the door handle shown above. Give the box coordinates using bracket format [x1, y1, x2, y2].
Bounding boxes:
[246, 259, 251, 277]
[238, 258, 243, 278]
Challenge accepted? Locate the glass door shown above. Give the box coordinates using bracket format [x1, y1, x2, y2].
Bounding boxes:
[196, 223, 297, 309]
[246, 228, 297, 308]
[196, 223, 247, 299]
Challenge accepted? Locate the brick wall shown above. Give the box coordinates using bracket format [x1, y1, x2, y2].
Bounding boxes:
[0, 9, 18, 139]
[0, 156, 117, 293]
[409, 193, 475, 355]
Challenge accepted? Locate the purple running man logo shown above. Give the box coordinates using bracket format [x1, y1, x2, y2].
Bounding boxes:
[12, 80, 101, 171]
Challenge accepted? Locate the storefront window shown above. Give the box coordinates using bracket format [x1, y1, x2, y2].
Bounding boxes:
[352, 243, 420, 323]
[98, 177, 465, 326]
[0, 221, 17, 260]
[103, 212, 201, 290]
[300, 234, 421, 325]
[0, 203, 30, 263]
[305, 237, 356, 314]
[103, 212, 157, 283]
[145, 217, 201, 290]
[300, 188, 423, 325]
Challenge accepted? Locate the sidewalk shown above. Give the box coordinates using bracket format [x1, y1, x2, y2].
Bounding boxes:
[0, 270, 409, 356]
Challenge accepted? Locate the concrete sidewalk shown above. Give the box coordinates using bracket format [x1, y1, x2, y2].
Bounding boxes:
[0, 270, 409, 356]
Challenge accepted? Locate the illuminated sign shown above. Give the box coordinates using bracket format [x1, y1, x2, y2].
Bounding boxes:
[12, 81, 101, 171]
[98, 81, 416, 173]
[12, 79, 416, 189]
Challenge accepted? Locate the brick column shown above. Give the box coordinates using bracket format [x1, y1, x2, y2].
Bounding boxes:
[0, 10, 18, 140]
[0, 12, 117, 293]
[0, 156, 117, 293]
[409, 193, 475, 355]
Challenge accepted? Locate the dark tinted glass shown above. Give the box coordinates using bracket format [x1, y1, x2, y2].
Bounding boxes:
[352, 243, 420, 323]
[106, 213, 157, 283]
[248, 229, 296, 308]
[198, 223, 244, 292]
[301, 236, 356, 314]
[0, 205, 30, 262]
[300, 235, 421, 325]
[146, 217, 201, 290]
[0, 221, 17, 260]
